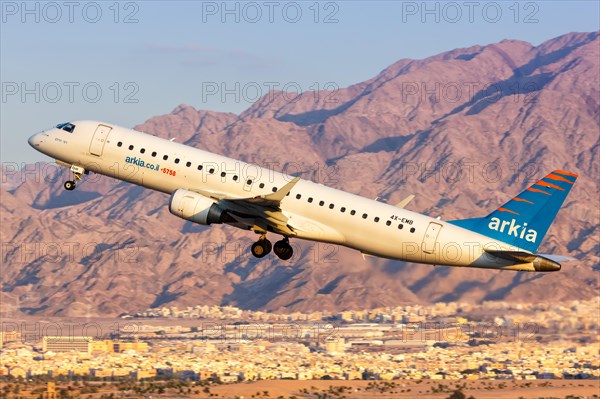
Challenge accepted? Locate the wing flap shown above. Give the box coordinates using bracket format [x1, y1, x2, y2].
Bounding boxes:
[190, 178, 301, 236]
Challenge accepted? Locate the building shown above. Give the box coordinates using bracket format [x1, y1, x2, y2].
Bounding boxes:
[42, 337, 148, 354]
[42, 336, 93, 354]
[42, 382, 57, 399]
[325, 338, 346, 354]
[90, 340, 114, 354]
[113, 341, 149, 352]
[0, 331, 22, 348]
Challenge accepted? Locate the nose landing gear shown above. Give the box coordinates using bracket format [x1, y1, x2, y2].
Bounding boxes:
[63, 165, 85, 191]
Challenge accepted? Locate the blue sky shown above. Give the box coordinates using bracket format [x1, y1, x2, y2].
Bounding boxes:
[2, 1, 599, 163]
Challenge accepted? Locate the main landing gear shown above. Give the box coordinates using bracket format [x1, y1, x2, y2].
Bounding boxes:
[63, 165, 85, 191]
[273, 237, 293, 260]
[251, 235, 272, 258]
[250, 235, 294, 260]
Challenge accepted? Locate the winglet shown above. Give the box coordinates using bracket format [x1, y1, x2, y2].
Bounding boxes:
[264, 177, 301, 202]
[395, 194, 415, 209]
[361, 252, 373, 261]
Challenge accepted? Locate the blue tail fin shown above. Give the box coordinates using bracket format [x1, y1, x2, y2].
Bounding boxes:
[449, 170, 578, 252]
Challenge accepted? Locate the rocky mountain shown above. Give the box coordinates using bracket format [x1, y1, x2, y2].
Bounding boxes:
[1, 31, 598, 317]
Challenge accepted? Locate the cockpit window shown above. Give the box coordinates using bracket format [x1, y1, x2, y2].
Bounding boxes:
[55, 122, 76, 133]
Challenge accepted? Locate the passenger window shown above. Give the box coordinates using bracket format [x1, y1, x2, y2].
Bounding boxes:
[362, 213, 368, 219]
[117, 142, 123, 147]
[209, 168, 215, 174]
[259, 183, 265, 188]
[410, 227, 416, 233]
[319, 201, 325, 206]
[386, 221, 391, 226]
[272, 187, 278, 192]
[140, 148, 145, 154]
[398, 224, 404, 230]
[233, 176, 238, 181]
[296, 194, 301, 199]
[197, 165, 203, 171]
[246, 179, 252, 185]
[151, 151, 157, 157]
[374, 217, 380, 222]
[163, 155, 168, 161]
[221, 172, 226, 177]
[186, 161, 191, 167]
[128, 145, 134, 150]
[175, 158, 180, 164]
[329, 204, 334, 209]
[350, 210, 356, 215]
[340, 207, 346, 213]
[308, 197, 313, 203]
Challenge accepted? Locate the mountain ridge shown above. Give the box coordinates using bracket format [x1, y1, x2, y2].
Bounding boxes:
[1, 31, 598, 317]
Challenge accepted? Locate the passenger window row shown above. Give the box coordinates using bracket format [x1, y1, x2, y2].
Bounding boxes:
[304, 194, 416, 232]
[119, 141, 255, 184]
[118, 140, 416, 233]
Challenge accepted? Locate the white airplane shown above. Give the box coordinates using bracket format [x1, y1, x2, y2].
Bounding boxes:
[28, 120, 578, 272]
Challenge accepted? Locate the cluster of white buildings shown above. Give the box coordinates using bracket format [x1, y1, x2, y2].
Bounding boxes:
[1, 298, 597, 381]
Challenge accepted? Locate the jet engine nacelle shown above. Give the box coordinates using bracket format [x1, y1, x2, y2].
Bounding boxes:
[169, 189, 225, 225]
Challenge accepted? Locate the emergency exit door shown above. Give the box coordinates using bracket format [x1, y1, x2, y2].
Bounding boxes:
[422, 222, 442, 254]
[89, 124, 112, 156]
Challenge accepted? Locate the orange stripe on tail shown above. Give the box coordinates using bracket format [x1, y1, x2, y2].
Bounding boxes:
[527, 187, 551, 195]
[513, 197, 534, 204]
[537, 181, 565, 191]
[546, 174, 575, 184]
[497, 207, 520, 215]
[555, 170, 578, 178]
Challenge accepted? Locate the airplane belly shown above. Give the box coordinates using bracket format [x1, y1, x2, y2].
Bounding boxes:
[287, 213, 346, 244]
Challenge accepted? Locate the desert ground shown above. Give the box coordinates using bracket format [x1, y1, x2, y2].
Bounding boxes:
[2, 379, 598, 399]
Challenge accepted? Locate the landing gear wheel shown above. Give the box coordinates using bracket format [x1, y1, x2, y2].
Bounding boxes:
[64, 180, 76, 191]
[251, 238, 272, 258]
[64, 165, 86, 191]
[274, 238, 294, 260]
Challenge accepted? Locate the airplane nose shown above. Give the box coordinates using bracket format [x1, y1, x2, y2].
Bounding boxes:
[28, 132, 43, 148]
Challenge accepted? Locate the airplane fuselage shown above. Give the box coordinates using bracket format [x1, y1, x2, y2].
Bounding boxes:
[28, 120, 554, 271]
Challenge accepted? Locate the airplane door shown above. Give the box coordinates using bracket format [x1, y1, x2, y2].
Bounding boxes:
[89, 124, 112, 156]
[422, 222, 442, 254]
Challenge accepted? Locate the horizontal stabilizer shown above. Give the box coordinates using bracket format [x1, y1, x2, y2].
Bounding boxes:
[484, 249, 563, 272]
[537, 254, 576, 262]
[485, 249, 536, 263]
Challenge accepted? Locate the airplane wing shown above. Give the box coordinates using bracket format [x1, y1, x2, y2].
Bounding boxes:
[395, 194, 415, 209]
[190, 177, 301, 236]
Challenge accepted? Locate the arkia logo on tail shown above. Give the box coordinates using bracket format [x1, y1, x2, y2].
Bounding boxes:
[488, 217, 538, 243]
